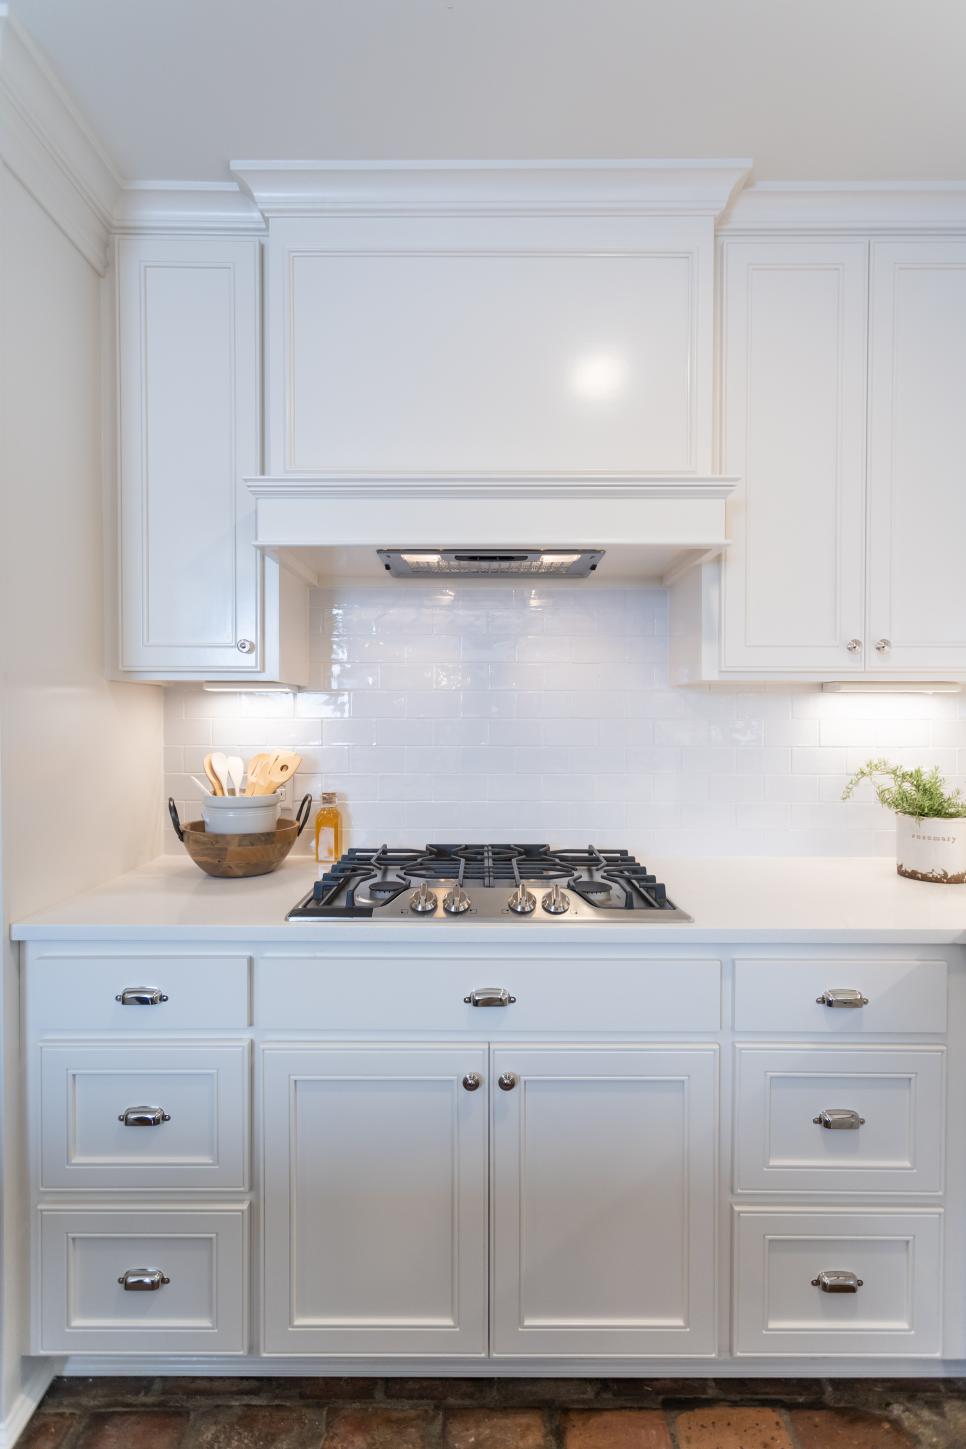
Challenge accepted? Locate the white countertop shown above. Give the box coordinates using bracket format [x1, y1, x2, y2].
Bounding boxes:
[11, 853, 966, 945]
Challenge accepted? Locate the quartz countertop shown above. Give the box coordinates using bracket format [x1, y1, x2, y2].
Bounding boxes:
[11, 853, 966, 945]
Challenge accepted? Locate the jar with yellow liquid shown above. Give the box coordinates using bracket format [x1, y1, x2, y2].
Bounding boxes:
[314, 792, 343, 868]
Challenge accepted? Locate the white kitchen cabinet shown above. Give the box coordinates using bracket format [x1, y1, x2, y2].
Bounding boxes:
[262, 1043, 488, 1356]
[490, 1044, 718, 1357]
[719, 240, 869, 673]
[116, 235, 307, 682]
[867, 241, 966, 671]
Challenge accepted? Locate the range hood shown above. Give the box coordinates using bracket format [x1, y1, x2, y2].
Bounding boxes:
[248, 473, 737, 588]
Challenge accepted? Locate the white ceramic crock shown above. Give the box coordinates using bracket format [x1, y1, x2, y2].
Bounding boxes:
[202, 792, 282, 835]
[896, 813, 966, 884]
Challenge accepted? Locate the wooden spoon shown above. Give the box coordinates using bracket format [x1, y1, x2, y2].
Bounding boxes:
[226, 755, 245, 797]
[244, 752, 273, 796]
[210, 752, 231, 797]
[262, 751, 301, 794]
[203, 753, 225, 796]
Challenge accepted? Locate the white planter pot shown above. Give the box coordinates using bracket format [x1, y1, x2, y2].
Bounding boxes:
[896, 813, 966, 884]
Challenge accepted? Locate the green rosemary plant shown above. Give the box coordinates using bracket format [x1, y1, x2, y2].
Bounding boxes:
[842, 758, 966, 818]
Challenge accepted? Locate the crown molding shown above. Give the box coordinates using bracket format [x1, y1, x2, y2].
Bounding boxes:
[113, 181, 265, 234]
[722, 181, 966, 233]
[230, 159, 753, 219]
[0, 11, 120, 272]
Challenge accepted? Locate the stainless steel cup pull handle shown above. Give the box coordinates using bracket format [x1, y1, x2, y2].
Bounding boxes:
[811, 1270, 863, 1293]
[816, 988, 869, 1008]
[115, 987, 169, 1006]
[813, 1108, 865, 1130]
[463, 987, 517, 1007]
[118, 1105, 171, 1127]
[118, 1268, 170, 1291]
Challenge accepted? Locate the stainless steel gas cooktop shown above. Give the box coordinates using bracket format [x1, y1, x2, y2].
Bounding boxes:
[288, 844, 691, 922]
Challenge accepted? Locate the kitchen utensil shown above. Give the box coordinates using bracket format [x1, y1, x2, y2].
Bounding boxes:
[227, 755, 245, 797]
[203, 754, 225, 796]
[190, 774, 213, 795]
[210, 751, 231, 797]
[262, 750, 301, 793]
[168, 796, 312, 878]
[244, 752, 273, 796]
[203, 791, 282, 834]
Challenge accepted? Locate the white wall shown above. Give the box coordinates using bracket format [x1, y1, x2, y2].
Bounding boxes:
[166, 581, 966, 858]
[0, 161, 163, 1430]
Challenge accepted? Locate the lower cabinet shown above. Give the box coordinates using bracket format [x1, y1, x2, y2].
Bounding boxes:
[262, 1041, 718, 1358]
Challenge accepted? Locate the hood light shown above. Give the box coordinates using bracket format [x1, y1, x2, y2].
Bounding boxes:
[379, 548, 604, 578]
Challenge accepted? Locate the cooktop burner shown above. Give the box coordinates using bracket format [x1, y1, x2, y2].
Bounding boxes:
[287, 844, 691, 922]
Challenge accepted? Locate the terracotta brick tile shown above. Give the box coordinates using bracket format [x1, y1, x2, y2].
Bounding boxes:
[41, 1377, 158, 1407]
[17, 1414, 80, 1449]
[73, 1409, 190, 1449]
[674, 1405, 793, 1449]
[443, 1407, 549, 1448]
[562, 1408, 672, 1448]
[323, 1406, 436, 1448]
[190, 1404, 326, 1448]
[386, 1378, 495, 1403]
[789, 1408, 918, 1448]
[295, 1378, 381, 1401]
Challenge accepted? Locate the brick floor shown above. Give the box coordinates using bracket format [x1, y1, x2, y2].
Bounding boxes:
[23, 1375, 966, 1447]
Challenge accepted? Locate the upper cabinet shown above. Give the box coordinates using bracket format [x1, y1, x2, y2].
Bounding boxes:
[264, 213, 715, 477]
[116, 235, 307, 682]
[672, 233, 966, 681]
[867, 241, 966, 672]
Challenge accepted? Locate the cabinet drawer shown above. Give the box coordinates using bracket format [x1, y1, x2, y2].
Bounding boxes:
[26, 954, 251, 1032]
[734, 959, 947, 1034]
[255, 956, 722, 1033]
[38, 1042, 249, 1189]
[735, 1046, 945, 1195]
[35, 1205, 248, 1354]
[733, 1209, 942, 1357]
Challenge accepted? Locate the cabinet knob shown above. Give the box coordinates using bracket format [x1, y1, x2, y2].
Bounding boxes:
[236, 638, 255, 654]
[811, 1270, 863, 1294]
[118, 1268, 170, 1291]
[845, 638, 863, 654]
[463, 987, 516, 1007]
[875, 638, 892, 654]
[118, 1105, 171, 1127]
[813, 1108, 865, 1130]
[497, 1072, 518, 1092]
[115, 987, 168, 1006]
[461, 1073, 482, 1092]
[816, 988, 869, 1008]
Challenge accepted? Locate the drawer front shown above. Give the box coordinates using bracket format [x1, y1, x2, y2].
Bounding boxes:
[39, 1042, 249, 1189]
[255, 956, 722, 1033]
[735, 1046, 945, 1195]
[36, 1206, 248, 1354]
[733, 1209, 942, 1357]
[734, 959, 947, 1034]
[26, 955, 251, 1032]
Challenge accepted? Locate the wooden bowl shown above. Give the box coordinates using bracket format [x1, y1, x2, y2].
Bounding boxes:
[181, 819, 300, 878]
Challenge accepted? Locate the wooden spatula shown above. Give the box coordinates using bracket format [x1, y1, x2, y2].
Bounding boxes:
[244, 753, 273, 796]
[203, 753, 225, 796]
[262, 750, 301, 794]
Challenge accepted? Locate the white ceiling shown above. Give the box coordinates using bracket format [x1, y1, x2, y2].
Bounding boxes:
[12, 0, 966, 184]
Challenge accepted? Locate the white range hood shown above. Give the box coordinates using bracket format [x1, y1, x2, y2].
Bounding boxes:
[243, 160, 747, 586]
[248, 472, 737, 587]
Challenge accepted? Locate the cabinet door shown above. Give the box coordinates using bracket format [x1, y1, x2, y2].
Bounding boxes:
[720, 241, 868, 671]
[491, 1045, 717, 1357]
[868, 241, 966, 671]
[262, 1044, 487, 1356]
[117, 236, 261, 672]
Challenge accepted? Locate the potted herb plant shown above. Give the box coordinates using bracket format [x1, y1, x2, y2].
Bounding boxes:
[843, 758, 966, 883]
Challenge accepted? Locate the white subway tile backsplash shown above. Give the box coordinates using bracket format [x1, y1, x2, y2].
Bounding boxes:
[162, 582, 959, 857]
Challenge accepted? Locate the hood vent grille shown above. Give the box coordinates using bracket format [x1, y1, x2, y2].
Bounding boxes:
[378, 548, 604, 579]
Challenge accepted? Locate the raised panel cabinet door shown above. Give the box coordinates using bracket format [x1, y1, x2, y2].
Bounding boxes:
[491, 1044, 718, 1357]
[868, 241, 966, 671]
[261, 1044, 488, 1356]
[720, 240, 868, 671]
[117, 236, 261, 672]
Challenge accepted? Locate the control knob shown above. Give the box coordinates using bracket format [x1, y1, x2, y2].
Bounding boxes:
[507, 882, 536, 914]
[409, 880, 437, 914]
[443, 884, 472, 915]
[541, 882, 571, 915]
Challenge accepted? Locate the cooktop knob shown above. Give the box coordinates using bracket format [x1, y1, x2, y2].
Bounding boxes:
[541, 882, 571, 915]
[409, 880, 438, 914]
[442, 884, 472, 915]
[507, 883, 536, 914]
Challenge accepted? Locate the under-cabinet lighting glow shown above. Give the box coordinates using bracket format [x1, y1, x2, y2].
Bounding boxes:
[201, 682, 298, 694]
[822, 681, 961, 694]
